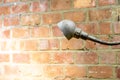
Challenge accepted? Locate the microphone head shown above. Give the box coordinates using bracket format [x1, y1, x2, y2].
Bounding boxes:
[57, 20, 76, 40]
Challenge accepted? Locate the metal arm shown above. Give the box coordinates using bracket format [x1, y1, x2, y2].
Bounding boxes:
[57, 20, 120, 46]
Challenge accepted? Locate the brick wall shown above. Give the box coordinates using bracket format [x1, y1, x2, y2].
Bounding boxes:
[0, 0, 120, 80]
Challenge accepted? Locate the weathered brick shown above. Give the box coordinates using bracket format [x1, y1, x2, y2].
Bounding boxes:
[13, 54, 30, 63]
[99, 22, 112, 34]
[0, 54, 9, 62]
[111, 36, 120, 49]
[3, 65, 43, 77]
[113, 22, 120, 34]
[0, 40, 20, 51]
[42, 13, 62, 24]
[1, 30, 10, 38]
[18, 40, 25, 51]
[85, 40, 97, 49]
[65, 65, 86, 78]
[116, 67, 120, 78]
[4, 0, 18, 3]
[0, 6, 11, 15]
[0, 66, 4, 75]
[96, 36, 110, 49]
[18, 65, 43, 76]
[99, 52, 116, 64]
[52, 52, 73, 64]
[74, 0, 96, 8]
[4, 16, 19, 26]
[31, 0, 48, 12]
[117, 53, 120, 64]
[0, 40, 9, 51]
[11, 3, 29, 14]
[64, 11, 85, 22]
[43, 65, 64, 77]
[0, 0, 2, 3]
[21, 14, 40, 26]
[39, 39, 49, 50]
[51, 0, 71, 10]
[24, 40, 38, 51]
[89, 9, 111, 21]
[31, 27, 50, 38]
[12, 28, 29, 38]
[76, 51, 98, 64]
[78, 23, 98, 34]
[88, 66, 113, 78]
[49, 39, 60, 50]
[98, 0, 116, 6]
[61, 38, 83, 50]
[39, 39, 60, 50]
[0, 17, 2, 27]
[52, 25, 63, 37]
[31, 52, 50, 63]
[4, 65, 19, 75]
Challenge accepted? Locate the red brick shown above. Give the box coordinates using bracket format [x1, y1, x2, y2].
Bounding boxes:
[24, 40, 38, 51]
[76, 51, 98, 64]
[51, 0, 71, 10]
[4, 65, 19, 75]
[0, 0, 2, 3]
[43, 65, 64, 77]
[85, 40, 97, 49]
[0, 17, 3, 27]
[4, 0, 18, 3]
[17, 65, 43, 77]
[39, 39, 49, 50]
[99, 52, 116, 64]
[65, 65, 86, 78]
[12, 28, 29, 38]
[21, 14, 40, 26]
[0, 40, 20, 51]
[1, 30, 10, 38]
[39, 39, 60, 50]
[31, 0, 48, 12]
[78, 23, 98, 34]
[116, 67, 120, 78]
[0, 54, 9, 62]
[74, 0, 96, 8]
[98, 0, 116, 6]
[42, 13, 62, 24]
[11, 3, 29, 14]
[52, 52, 73, 64]
[49, 39, 60, 50]
[61, 38, 83, 50]
[0, 40, 8, 51]
[111, 36, 120, 49]
[4, 16, 19, 26]
[31, 27, 49, 38]
[31, 52, 50, 63]
[64, 11, 85, 22]
[117, 53, 120, 64]
[52, 25, 63, 37]
[19, 40, 25, 51]
[89, 9, 111, 21]
[99, 22, 112, 34]
[0, 6, 11, 15]
[96, 36, 110, 49]
[113, 22, 120, 34]
[0, 66, 4, 75]
[88, 66, 113, 78]
[13, 54, 30, 63]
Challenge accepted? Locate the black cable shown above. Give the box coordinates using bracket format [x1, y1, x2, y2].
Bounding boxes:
[87, 35, 120, 46]
[57, 20, 120, 46]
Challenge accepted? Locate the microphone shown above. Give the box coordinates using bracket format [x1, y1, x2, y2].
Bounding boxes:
[57, 20, 120, 46]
